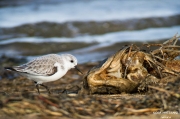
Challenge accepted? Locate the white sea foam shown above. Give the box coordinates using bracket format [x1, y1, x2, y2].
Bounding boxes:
[20, 26, 180, 64]
[0, 0, 180, 27]
[1, 26, 180, 45]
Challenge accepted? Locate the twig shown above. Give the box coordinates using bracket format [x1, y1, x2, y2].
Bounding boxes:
[148, 85, 180, 98]
[125, 107, 159, 113]
[38, 95, 59, 107]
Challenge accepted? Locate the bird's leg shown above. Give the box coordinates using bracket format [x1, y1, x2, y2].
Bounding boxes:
[40, 84, 51, 94]
[34, 82, 40, 94]
[61, 89, 68, 94]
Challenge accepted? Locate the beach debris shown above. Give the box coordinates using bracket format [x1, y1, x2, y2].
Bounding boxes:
[82, 34, 180, 94]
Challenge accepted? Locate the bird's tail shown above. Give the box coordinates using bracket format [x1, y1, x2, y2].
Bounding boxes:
[4, 67, 17, 71]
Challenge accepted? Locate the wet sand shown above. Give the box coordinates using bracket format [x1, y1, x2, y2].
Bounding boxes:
[1, 14, 180, 40]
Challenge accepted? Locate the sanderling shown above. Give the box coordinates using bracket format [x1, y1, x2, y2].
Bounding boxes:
[4, 54, 82, 94]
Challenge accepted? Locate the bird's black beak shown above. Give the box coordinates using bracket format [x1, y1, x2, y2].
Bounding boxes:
[75, 66, 83, 74]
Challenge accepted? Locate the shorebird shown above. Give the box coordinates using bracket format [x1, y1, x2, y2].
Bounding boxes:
[5, 54, 82, 94]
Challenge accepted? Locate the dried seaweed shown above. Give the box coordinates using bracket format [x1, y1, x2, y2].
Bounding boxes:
[0, 36, 180, 119]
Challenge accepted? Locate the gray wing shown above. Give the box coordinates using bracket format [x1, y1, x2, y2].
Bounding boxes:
[13, 55, 61, 76]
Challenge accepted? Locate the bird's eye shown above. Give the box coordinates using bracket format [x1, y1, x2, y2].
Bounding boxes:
[70, 60, 74, 63]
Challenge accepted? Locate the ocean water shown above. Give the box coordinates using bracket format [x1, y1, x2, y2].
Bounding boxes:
[1, 26, 180, 45]
[0, 0, 180, 27]
[0, 0, 180, 63]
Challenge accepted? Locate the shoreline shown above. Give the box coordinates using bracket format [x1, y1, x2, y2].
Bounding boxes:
[1, 14, 180, 40]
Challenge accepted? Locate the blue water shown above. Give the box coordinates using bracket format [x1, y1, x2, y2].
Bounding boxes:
[1, 26, 180, 45]
[0, 0, 180, 27]
[0, 0, 180, 63]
